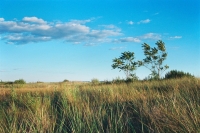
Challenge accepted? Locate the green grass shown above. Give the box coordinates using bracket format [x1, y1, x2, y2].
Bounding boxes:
[0, 78, 200, 133]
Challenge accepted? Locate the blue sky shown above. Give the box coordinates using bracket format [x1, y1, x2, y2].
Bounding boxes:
[0, 0, 199, 82]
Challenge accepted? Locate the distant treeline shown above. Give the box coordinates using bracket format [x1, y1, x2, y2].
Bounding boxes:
[0, 79, 26, 85]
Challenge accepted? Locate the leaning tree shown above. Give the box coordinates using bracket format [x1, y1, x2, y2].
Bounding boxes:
[112, 51, 138, 80]
[138, 40, 169, 79]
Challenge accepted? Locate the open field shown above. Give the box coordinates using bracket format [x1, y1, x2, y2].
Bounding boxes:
[0, 78, 200, 133]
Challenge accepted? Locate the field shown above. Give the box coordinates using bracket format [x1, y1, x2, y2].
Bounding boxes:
[0, 78, 200, 133]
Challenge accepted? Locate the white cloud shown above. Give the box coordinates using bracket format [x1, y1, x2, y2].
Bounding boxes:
[170, 36, 182, 39]
[128, 21, 134, 25]
[84, 43, 97, 46]
[112, 33, 161, 44]
[153, 12, 159, 16]
[0, 17, 122, 45]
[114, 37, 141, 43]
[3, 33, 51, 44]
[87, 29, 121, 39]
[69, 18, 94, 24]
[0, 17, 163, 46]
[0, 18, 4, 21]
[23, 17, 47, 24]
[109, 46, 126, 50]
[73, 42, 81, 44]
[137, 19, 151, 24]
[0, 20, 51, 33]
[140, 33, 161, 40]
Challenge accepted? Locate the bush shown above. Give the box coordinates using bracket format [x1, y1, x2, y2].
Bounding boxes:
[91, 78, 100, 84]
[14, 79, 26, 84]
[165, 70, 194, 79]
[63, 79, 69, 82]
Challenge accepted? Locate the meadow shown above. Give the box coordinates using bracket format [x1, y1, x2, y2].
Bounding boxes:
[0, 78, 200, 133]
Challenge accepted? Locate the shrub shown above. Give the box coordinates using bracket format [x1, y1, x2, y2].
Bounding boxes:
[165, 70, 194, 79]
[91, 78, 100, 84]
[63, 79, 69, 82]
[14, 79, 26, 84]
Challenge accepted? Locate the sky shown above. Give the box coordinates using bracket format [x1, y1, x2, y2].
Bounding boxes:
[0, 0, 200, 82]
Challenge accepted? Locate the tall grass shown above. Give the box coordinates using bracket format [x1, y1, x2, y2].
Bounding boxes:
[0, 78, 199, 133]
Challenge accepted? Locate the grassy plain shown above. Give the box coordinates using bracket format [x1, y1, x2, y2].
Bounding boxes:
[0, 78, 200, 133]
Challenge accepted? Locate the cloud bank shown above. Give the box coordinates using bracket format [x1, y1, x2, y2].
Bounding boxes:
[0, 17, 121, 45]
[0, 17, 172, 45]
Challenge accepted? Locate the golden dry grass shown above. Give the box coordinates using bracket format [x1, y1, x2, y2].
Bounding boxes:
[0, 78, 199, 133]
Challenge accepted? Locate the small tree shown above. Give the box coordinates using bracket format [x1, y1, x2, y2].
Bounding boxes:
[14, 79, 26, 84]
[112, 51, 138, 80]
[138, 40, 169, 79]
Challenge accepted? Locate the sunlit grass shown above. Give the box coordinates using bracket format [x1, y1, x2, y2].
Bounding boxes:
[0, 77, 199, 133]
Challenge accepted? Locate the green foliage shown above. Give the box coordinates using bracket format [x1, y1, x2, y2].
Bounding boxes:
[112, 51, 138, 80]
[91, 78, 100, 84]
[138, 40, 169, 79]
[14, 79, 26, 84]
[63, 79, 69, 82]
[165, 70, 194, 79]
